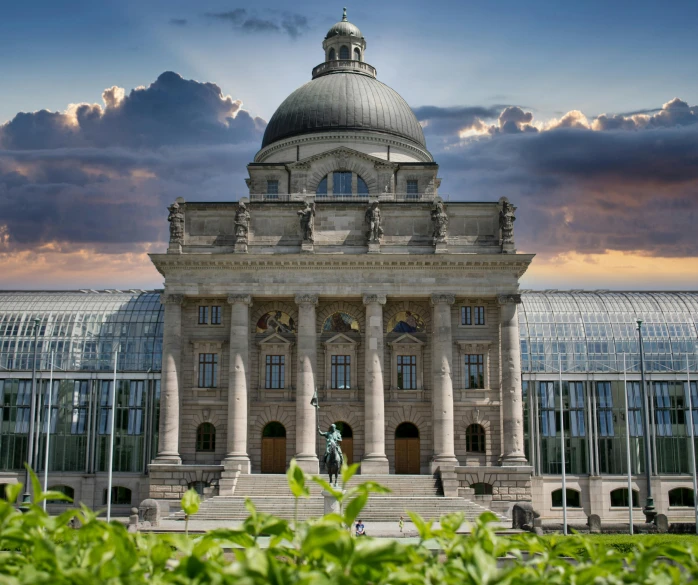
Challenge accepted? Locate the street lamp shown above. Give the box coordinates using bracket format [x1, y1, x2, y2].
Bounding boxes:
[22, 318, 41, 507]
[637, 319, 656, 523]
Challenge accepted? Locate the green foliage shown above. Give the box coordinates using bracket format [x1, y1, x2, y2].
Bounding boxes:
[1, 468, 698, 584]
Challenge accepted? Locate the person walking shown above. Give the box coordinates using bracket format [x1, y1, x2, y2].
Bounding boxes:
[399, 516, 404, 534]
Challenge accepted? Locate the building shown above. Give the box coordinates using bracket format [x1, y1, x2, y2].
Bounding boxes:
[0, 12, 696, 523]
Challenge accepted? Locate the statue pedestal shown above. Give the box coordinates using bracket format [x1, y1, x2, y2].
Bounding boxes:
[167, 243, 182, 254]
[434, 240, 448, 254]
[234, 241, 248, 254]
[322, 489, 346, 516]
[367, 241, 381, 254]
[301, 241, 314, 253]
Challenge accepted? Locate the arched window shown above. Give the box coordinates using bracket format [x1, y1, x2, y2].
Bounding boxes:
[669, 487, 695, 507]
[47, 485, 75, 503]
[103, 486, 132, 506]
[196, 423, 216, 452]
[329, 48, 336, 60]
[354, 47, 361, 61]
[465, 424, 486, 453]
[358, 176, 369, 195]
[339, 45, 349, 60]
[315, 172, 369, 197]
[551, 488, 581, 508]
[334, 421, 353, 437]
[470, 482, 493, 495]
[263, 421, 287, 438]
[610, 488, 639, 508]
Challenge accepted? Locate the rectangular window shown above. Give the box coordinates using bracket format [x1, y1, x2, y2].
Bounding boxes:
[461, 306, 471, 325]
[474, 306, 485, 325]
[198, 306, 208, 325]
[211, 306, 221, 325]
[331, 355, 351, 389]
[397, 355, 417, 389]
[265, 355, 285, 389]
[596, 382, 614, 437]
[464, 354, 484, 389]
[568, 381, 586, 437]
[406, 180, 418, 200]
[266, 180, 279, 198]
[198, 353, 218, 388]
[333, 171, 352, 195]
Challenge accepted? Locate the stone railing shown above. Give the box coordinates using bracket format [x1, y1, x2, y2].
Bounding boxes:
[312, 60, 377, 79]
[248, 193, 444, 203]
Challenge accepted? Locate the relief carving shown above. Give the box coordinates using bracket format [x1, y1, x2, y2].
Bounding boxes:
[365, 201, 383, 242]
[362, 294, 387, 305]
[234, 202, 250, 245]
[167, 202, 184, 245]
[430, 293, 455, 306]
[295, 294, 319, 305]
[499, 198, 517, 244]
[497, 294, 522, 305]
[431, 199, 448, 244]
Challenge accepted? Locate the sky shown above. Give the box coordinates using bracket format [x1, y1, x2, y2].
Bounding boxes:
[1, 0, 697, 290]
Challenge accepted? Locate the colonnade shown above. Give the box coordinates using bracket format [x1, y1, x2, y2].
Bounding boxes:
[153, 293, 527, 473]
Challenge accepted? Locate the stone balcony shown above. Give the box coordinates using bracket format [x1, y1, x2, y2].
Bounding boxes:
[311, 59, 377, 79]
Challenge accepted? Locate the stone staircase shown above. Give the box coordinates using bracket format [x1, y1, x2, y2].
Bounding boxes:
[172, 474, 506, 522]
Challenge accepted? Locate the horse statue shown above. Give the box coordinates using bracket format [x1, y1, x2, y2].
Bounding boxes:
[325, 440, 342, 487]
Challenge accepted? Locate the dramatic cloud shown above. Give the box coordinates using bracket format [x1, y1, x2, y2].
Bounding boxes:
[205, 9, 309, 38]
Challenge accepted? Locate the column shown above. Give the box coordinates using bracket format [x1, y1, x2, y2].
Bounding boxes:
[430, 294, 459, 472]
[225, 295, 252, 473]
[154, 293, 183, 463]
[295, 294, 319, 473]
[362, 294, 389, 473]
[498, 294, 528, 466]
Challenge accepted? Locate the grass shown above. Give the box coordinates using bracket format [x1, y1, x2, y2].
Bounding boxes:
[544, 533, 698, 555]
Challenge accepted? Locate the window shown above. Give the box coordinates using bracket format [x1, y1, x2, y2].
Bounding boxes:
[47, 485, 74, 503]
[406, 180, 418, 199]
[103, 486, 132, 506]
[333, 171, 352, 195]
[596, 382, 614, 437]
[198, 306, 208, 325]
[466, 424, 486, 453]
[610, 488, 639, 508]
[669, 487, 695, 507]
[464, 355, 484, 389]
[354, 47, 361, 61]
[316, 176, 328, 196]
[471, 482, 493, 495]
[189, 481, 210, 496]
[331, 355, 351, 389]
[461, 306, 471, 325]
[196, 423, 216, 452]
[397, 355, 417, 390]
[265, 355, 285, 389]
[315, 172, 368, 196]
[266, 180, 279, 198]
[551, 488, 581, 508]
[474, 306, 485, 325]
[198, 353, 218, 388]
[358, 176, 369, 195]
[329, 48, 336, 60]
[211, 306, 221, 325]
[339, 45, 349, 59]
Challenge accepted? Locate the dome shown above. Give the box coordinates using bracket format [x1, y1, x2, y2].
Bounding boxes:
[261, 73, 427, 149]
[325, 8, 363, 39]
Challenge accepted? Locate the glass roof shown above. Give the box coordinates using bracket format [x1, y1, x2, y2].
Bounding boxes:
[0, 291, 163, 373]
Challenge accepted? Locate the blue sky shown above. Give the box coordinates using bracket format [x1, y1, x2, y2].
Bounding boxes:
[1, 0, 697, 289]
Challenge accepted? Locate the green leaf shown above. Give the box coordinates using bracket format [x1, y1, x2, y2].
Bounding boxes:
[343, 492, 368, 526]
[287, 458, 310, 498]
[35, 490, 73, 504]
[4, 482, 23, 504]
[341, 462, 360, 485]
[407, 511, 432, 541]
[311, 476, 343, 500]
[181, 489, 200, 516]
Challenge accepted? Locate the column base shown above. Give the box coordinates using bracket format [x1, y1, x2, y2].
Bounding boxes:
[430, 455, 459, 474]
[500, 452, 529, 467]
[223, 455, 251, 474]
[361, 455, 389, 474]
[295, 454, 319, 474]
[152, 454, 182, 465]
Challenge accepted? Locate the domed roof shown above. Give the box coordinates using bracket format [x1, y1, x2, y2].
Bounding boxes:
[261, 73, 426, 149]
[325, 8, 363, 39]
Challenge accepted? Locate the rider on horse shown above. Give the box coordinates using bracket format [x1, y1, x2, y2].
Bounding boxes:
[318, 423, 343, 469]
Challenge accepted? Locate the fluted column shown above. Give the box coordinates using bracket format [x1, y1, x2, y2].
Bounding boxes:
[295, 294, 319, 473]
[499, 294, 528, 466]
[430, 294, 459, 471]
[225, 294, 252, 473]
[362, 294, 389, 473]
[155, 293, 183, 463]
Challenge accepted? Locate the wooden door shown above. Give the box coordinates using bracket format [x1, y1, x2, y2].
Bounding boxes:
[262, 437, 287, 473]
[395, 438, 420, 474]
[342, 438, 353, 465]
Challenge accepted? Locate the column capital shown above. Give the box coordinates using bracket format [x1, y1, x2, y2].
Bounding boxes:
[497, 294, 522, 306]
[160, 293, 184, 305]
[227, 294, 253, 306]
[363, 294, 386, 305]
[295, 293, 319, 306]
[430, 293, 455, 306]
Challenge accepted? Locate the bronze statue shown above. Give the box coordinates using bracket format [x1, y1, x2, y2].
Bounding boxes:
[499, 199, 517, 244]
[167, 202, 184, 245]
[365, 201, 383, 242]
[318, 423, 343, 486]
[431, 199, 448, 243]
[234, 201, 250, 244]
[298, 201, 316, 242]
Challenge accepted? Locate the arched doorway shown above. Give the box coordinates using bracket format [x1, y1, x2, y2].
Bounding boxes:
[395, 422, 420, 474]
[262, 421, 287, 473]
[334, 421, 353, 465]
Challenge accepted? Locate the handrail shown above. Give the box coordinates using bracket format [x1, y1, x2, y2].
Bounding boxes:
[248, 193, 445, 202]
[311, 60, 377, 79]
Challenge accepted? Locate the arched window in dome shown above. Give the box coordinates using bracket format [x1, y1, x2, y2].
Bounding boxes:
[354, 47, 361, 61]
[329, 48, 336, 61]
[315, 172, 370, 198]
[358, 176, 369, 195]
[316, 176, 328, 196]
[339, 45, 349, 60]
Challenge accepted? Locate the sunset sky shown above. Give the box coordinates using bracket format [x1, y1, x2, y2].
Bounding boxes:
[1, 0, 697, 290]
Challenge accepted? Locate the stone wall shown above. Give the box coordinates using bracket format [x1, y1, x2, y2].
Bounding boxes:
[148, 465, 222, 503]
[455, 465, 533, 518]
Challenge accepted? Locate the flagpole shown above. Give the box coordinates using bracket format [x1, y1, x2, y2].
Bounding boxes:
[686, 355, 698, 535]
[558, 353, 567, 535]
[622, 354, 633, 534]
[106, 347, 118, 522]
[42, 351, 54, 512]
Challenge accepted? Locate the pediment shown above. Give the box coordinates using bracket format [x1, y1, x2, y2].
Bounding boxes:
[258, 332, 293, 346]
[323, 333, 358, 346]
[288, 147, 398, 170]
[389, 333, 424, 347]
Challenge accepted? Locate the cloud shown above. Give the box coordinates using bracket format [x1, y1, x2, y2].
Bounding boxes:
[413, 105, 503, 141]
[169, 18, 187, 26]
[205, 9, 308, 37]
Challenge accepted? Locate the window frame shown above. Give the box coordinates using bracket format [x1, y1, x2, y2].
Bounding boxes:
[465, 424, 486, 453]
[198, 306, 208, 325]
[198, 353, 219, 388]
[265, 355, 286, 389]
[388, 334, 425, 392]
[196, 422, 216, 452]
[258, 333, 293, 394]
[323, 333, 358, 392]
[456, 341, 491, 390]
[397, 354, 417, 390]
[210, 305, 222, 325]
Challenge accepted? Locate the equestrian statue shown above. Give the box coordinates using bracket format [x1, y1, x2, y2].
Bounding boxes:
[318, 423, 344, 487]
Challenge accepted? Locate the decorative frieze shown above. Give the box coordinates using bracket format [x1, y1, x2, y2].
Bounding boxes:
[227, 294, 253, 306]
[295, 294, 319, 306]
[430, 293, 455, 306]
[363, 294, 387, 305]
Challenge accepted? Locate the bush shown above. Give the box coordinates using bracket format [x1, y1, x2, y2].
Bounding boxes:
[1, 465, 698, 583]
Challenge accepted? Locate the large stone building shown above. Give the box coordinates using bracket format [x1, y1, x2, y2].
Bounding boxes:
[0, 12, 696, 524]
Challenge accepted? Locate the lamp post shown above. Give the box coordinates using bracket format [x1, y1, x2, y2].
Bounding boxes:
[22, 318, 40, 507]
[637, 320, 656, 523]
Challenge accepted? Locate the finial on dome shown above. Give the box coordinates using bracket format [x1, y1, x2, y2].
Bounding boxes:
[342, 7, 347, 21]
